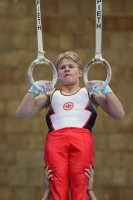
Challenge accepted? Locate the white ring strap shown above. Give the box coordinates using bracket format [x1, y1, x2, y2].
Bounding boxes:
[83, 0, 112, 90]
[95, 0, 102, 59]
[28, 0, 57, 93]
[36, 0, 44, 59]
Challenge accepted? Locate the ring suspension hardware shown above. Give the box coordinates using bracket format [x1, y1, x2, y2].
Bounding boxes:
[83, 0, 112, 93]
[28, 0, 57, 94]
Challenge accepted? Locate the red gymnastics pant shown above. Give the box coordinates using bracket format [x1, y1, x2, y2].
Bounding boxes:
[44, 127, 95, 200]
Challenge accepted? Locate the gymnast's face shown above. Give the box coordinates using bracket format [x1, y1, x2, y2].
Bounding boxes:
[57, 58, 82, 86]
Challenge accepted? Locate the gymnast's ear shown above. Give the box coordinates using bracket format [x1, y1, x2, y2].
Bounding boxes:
[78, 70, 82, 77]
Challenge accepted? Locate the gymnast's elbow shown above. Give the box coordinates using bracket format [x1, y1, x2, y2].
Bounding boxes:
[113, 110, 125, 120]
[16, 109, 31, 120]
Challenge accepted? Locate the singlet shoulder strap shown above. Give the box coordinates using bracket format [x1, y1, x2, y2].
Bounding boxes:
[50, 89, 59, 101]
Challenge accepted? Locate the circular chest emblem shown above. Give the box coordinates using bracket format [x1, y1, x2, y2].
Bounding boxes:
[63, 102, 74, 110]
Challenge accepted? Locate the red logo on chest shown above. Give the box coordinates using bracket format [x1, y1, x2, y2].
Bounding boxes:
[63, 102, 74, 110]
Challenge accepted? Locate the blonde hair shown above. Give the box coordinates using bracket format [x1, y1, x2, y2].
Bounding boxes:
[55, 51, 82, 70]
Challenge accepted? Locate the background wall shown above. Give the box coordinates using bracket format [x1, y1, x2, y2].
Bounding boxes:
[0, 0, 133, 200]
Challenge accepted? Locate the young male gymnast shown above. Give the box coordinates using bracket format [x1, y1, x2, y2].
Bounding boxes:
[17, 51, 124, 200]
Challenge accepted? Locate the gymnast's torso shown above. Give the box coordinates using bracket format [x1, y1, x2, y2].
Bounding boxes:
[46, 88, 97, 132]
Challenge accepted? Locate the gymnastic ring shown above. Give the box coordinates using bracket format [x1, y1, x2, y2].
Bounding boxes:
[28, 58, 57, 94]
[83, 58, 112, 91]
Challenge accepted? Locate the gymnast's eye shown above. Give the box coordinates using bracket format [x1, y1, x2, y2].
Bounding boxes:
[59, 66, 66, 70]
[69, 65, 74, 68]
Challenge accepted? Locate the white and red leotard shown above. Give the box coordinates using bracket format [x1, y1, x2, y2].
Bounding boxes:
[46, 88, 97, 132]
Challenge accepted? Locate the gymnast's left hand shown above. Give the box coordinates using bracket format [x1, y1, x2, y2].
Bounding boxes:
[86, 80, 104, 95]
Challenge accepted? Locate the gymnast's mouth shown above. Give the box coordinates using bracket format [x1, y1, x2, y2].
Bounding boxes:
[64, 74, 71, 77]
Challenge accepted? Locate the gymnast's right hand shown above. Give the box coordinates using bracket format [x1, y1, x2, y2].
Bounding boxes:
[36, 80, 55, 94]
